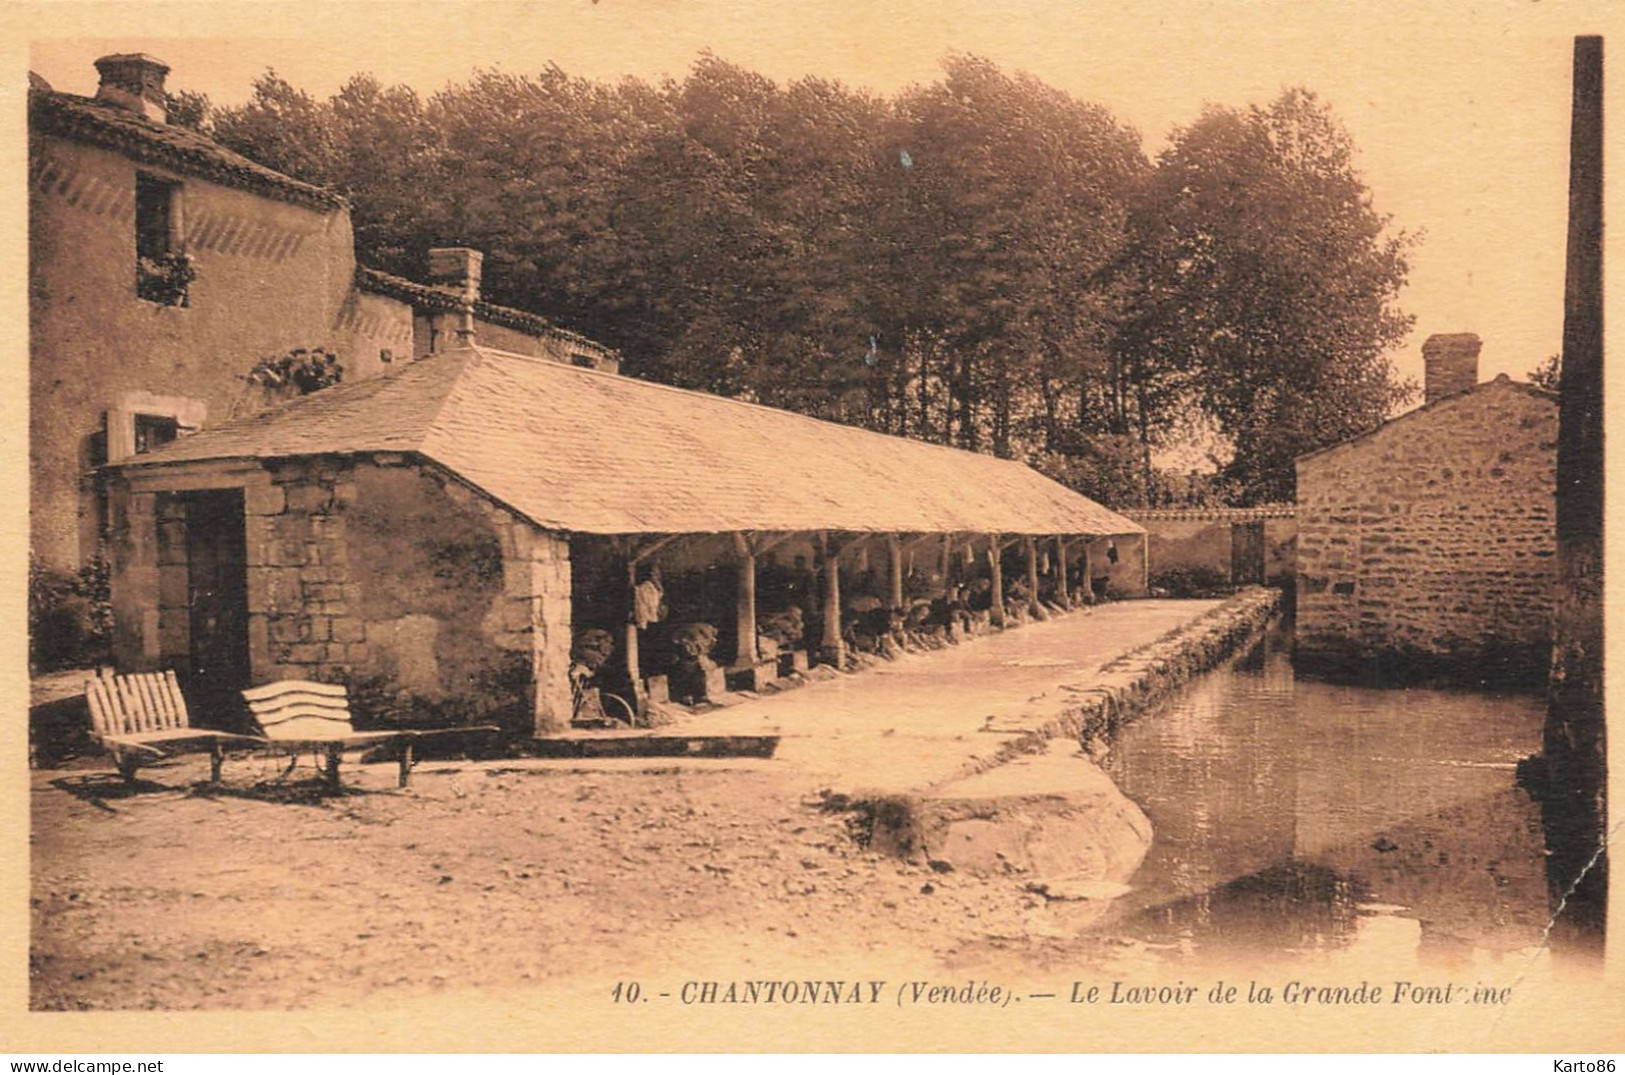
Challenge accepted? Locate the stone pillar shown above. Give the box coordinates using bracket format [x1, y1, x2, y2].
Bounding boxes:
[987, 534, 1006, 627]
[107, 483, 161, 670]
[1054, 536, 1071, 609]
[731, 533, 759, 669]
[818, 533, 846, 667]
[522, 530, 573, 735]
[1024, 537, 1040, 614]
[887, 534, 904, 610]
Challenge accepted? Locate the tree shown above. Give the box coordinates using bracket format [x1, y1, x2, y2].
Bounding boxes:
[164, 88, 213, 132]
[1528, 352, 1561, 392]
[199, 63, 1412, 511]
[1117, 89, 1416, 503]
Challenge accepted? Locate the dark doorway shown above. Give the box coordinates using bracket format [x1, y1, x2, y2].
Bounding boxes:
[1231, 521, 1266, 586]
[182, 489, 251, 727]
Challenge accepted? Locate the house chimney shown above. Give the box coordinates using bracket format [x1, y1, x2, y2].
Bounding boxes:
[1422, 333, 1482, 403]
[428, 246, 483, 345]
[94, 54, 170, 123]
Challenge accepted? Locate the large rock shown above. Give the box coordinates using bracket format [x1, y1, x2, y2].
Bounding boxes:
[854, 739, 1152, 886]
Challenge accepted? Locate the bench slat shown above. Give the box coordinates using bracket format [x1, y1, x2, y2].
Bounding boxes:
[115, 676, 145, 734]
[242, 680, 348, 703]
[136, 674, 167, 731]
[246, 695, 353, 719]
[85, 669, 198, 738]
[164, 670, 191, 728]
[85, 678, 112, 736]
[258, 715, 370, 741]
[145, 673, 177, 729]
[251, 702, 354, 724]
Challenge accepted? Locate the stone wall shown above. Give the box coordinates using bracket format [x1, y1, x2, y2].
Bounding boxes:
[1144, 517, 1233, 577]
[1294, 378, 1557, 682]
[1264, 517, 1298, 584]
[110, 454, 573, 733]
[1085, 533, 1148, 598]
[415, 311, 621, 375]
[1130, 510, 1298, 590]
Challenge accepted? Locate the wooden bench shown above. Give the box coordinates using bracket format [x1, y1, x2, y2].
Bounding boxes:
[84, 669, 263, 783]
[242, 680, 498, 788]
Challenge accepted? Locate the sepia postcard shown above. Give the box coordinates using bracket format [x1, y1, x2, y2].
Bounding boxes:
[1, 0, 1621, 1055]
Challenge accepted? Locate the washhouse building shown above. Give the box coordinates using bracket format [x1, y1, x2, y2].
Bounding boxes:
[105, 344, 1146, 731]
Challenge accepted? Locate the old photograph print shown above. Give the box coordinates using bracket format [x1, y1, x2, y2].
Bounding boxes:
[8, 0, 1618, 1053]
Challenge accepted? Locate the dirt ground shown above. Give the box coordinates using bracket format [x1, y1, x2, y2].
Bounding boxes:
[30, 752, 1162, 1011]
[34, 603, 1239, 1011]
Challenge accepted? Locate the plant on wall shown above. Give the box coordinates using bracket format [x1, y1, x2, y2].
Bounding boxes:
[246, 347, 344, 394]
[135, 251, 196, 307]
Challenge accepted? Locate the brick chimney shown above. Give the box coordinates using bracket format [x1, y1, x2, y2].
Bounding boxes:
[94, 54, 169, 123]
[1422, 333, 1482, 404]
[428, 247, 483, 345]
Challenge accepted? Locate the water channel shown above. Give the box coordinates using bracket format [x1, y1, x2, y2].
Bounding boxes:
[1095, 619, 1551, 969]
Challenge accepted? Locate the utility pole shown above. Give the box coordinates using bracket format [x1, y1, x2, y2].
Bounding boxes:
[1544, 34, 1606, 957]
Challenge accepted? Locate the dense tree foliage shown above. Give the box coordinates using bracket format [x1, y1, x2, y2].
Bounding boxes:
[189, 59, 1413, 506]
[1115, 90, 1416, 502]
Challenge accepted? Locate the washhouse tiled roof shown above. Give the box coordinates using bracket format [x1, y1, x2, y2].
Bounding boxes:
[29, 88, 347, 212]
[119, 345, 1145, 538]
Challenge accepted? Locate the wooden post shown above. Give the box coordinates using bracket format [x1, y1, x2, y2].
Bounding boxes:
[1082, 542, 1094, 604]
[731, 532, 759, 670]
[887, 533, 905, 610]
[818, 532, 846, 667]
[209, 742, 224, 784]
[624, 557, 646, 715]
[1544, 33, 1607, 954]
[324, 743, 342, 788]
[1054, 536, 1071, 609]
[987, 534, 1005, 627]
[939, 534, 953, 592]
[1141, 532, 1150, 597]
[1024, 537, 1040, 614]
[397, 738, 414, 789]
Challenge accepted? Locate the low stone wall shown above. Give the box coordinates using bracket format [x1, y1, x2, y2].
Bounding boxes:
[975, 586, 1281, 772]
[832, 588, 1281, 866]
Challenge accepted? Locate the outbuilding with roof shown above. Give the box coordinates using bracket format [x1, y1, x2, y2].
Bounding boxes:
[1294, 333, 1558, 683]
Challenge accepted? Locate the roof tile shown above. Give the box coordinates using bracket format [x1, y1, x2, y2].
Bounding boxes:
[124, 346, 1144, 537]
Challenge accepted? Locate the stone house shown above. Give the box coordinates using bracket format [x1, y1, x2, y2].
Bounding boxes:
[107, 344, 1145, 730]
[28, 54, 617, 577]
[1294, 333, 1558, 683]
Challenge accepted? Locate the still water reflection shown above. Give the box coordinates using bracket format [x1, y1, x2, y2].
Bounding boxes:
[1097, 622, 1550, 966]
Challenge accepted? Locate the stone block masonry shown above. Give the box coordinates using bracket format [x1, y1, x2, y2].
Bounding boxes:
[1025, 587, 1281, 761]
[830, 588, 1278, 867]
[1294, 378, 1557, 683]
[111, 452, 574, 735]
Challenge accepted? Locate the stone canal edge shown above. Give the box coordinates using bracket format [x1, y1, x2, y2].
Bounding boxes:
[831, 587, 1282, 891]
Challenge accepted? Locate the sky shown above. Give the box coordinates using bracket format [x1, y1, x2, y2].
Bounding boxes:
[18, 0, 1622, 391]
